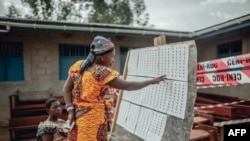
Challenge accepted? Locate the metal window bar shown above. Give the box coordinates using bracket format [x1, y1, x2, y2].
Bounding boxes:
[0, 42, 23, 81]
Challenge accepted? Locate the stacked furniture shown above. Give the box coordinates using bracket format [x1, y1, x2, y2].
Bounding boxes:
[8, 89, 66, 140]
[189, 92, 250, 141]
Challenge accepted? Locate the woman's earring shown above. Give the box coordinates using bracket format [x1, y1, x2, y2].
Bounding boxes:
[101, 57, 103, 61]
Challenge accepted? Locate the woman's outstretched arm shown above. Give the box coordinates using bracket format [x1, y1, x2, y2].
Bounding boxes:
[107, 75, 166, 91]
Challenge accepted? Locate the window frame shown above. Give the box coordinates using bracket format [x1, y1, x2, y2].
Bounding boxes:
[0, 42, 24, 82]
[58, 43, 90, 80]
[216, 40, 242, 71]
[217, 40, 242, 58]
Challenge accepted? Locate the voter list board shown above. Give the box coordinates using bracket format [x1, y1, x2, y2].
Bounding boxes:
[114, 41, 197, 141]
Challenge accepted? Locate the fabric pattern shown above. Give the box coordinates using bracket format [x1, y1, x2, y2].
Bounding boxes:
[37, 119, 67, 141]
[67, 60, 119, 141]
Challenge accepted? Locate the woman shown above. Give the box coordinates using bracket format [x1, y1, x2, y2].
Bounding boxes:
[63, 36, 166, 141]
[37, 98, 67, 141]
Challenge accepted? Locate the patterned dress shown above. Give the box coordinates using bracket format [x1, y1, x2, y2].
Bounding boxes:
[37, 119, 67, 141]
[67, 60, 119, 141]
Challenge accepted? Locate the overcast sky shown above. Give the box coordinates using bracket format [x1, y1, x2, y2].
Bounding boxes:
[0, 0, 249, 31]
[145, 0, 250, 31]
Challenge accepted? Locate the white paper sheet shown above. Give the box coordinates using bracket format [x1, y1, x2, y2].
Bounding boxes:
[125, 104, 141, 133]
[134, 107, 153, 139]
[152, 80, 170, 113]
[116, 100, 130, 127]
[145, 111, 168, 141]
[117, 43, 191, 141]
[127, 49, 139, 75]
[166, 81, 188, 119]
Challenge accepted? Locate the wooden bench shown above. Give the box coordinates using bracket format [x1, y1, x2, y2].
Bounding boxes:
[190, 129, 210, 141]
[206, 106, 237, 120]
[195, 109, 215, 115]
[8, 115, 48, 141]
[9, 89, 53, 117]
[8, 89, 67, 140]
[232, 101, 250, 118]
[194, 111, 214, 126]
[194, 93, 250, 141]
[190, 124, 219, 141]
[8, 114, 67, 140]
[196, 92, 238, 104]
[195, 92, 241, 120]
[195, 104, 237, 120]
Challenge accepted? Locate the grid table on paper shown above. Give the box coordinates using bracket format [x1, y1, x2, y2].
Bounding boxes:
[130, 76, 145, 104]
[127, 49, 139, 75]
[122, 76, 147, 104]
[166, 81, 188, 119]
[137, 48, 148, 75]
[134, 107, 153, 139]
[140, 83, 155, 109]
[168, 44, 189, 81]
[145, 111, 168, 141]
[146, 47, 159, 77]
[117, 43, 191, 140]
[152, 80, 170, 113]
[116, 101, 130, 127]
[159, 46, 172, 78]
[125, 104, 141, 133]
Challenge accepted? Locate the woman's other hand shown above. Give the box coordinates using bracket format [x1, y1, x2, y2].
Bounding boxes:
[67, 110, 75, 125]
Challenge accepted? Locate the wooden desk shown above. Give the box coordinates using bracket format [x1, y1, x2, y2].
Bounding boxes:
[190, 129, 210, 141]
[194, 117, 209, 124]
[195, 109, 215, 115]
[191, 123, 219, 141]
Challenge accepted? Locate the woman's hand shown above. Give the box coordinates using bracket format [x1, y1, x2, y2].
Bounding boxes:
[151, 75, 167, 84]
[67, 110, 75, 126]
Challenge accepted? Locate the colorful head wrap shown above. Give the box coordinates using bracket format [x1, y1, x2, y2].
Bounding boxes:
[80, 36, 114, 73]
[90, 36, 115, 55]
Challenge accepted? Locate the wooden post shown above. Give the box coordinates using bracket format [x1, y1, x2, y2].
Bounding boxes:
[153, 35, 166, 46]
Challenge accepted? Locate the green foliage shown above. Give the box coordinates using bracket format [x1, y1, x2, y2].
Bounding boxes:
[7, 0, 151, 27]
[87, 0, 133, 25]
[110, 0, 133, 25]
[6, 4, 21, 18]
[21, 0, 85, 21]
[131, 0, 149, 26]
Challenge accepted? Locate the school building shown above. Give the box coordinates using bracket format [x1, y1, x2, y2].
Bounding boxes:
[0, 14, 250, 119]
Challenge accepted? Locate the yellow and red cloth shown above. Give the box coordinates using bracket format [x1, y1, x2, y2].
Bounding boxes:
[67, 60, 119, 141]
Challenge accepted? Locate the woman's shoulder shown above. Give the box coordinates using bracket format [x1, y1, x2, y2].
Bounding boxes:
[37, 120, 55, 136]
[72, 60, 84, 68]
[89, 65, 119, 83]
[38, 120, 56, 129]
[92, 65, 118, 75]
[68, 60, 85, 73]
[37, 119, 65, 134]
[38, 119, 65, 128]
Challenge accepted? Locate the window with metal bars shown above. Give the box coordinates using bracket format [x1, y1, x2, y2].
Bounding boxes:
[0, 42, 24, 81]
[59, 43, 90, 80]
[217, 40, 242, 58]
[217, 40, 242, 71]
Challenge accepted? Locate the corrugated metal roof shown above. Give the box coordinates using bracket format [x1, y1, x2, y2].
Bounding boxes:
[0, 14, 249, 39]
